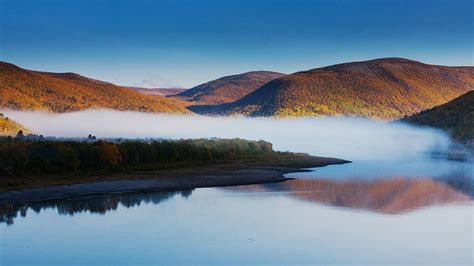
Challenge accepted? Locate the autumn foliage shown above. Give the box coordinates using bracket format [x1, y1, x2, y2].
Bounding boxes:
[197, 58, 474, 119]
[403, 90, 473, 143]
[0, 114, 28, 136]
[0, 62, 190, 113]
[175, 71, 285, 105]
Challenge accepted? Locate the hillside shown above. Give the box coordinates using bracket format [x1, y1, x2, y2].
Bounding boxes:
[174, 71, 285, 105]
[0, 114, 28, 136]
[403, 91, 473, 143]
[128, 87, 187, 96]
[0, 62, 190, 113]
[195, 58, 474, 119]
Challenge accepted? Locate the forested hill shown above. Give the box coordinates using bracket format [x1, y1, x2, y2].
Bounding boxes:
[194, 58, 474, 119]
[403, 91, 473, 143]
[174, 71, 285, 105]
[0, 62, 190, 113]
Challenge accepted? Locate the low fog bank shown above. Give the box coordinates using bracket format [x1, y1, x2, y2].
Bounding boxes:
[3, 110, 451, 161]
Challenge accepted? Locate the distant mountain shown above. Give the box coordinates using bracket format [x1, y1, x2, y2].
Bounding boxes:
[403, 91, 473, 143]
[174, 71, 285, 105]
[195, 58, 474, 119]
[128, 87, 187, 96]
[0, 113, 28, 136]
[0, 62, 190, 113]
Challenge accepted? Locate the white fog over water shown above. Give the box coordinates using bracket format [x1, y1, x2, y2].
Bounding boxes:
[3, 109, 451, 161]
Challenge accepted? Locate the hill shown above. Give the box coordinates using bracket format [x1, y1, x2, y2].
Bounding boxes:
[403, 91, 473, 143]
[128, 87, 187, 96]
[174, 71, 285, 105]
[0, 114, 28, 136]
[195, 58, 474, 119]
[0, 62, 190, 113]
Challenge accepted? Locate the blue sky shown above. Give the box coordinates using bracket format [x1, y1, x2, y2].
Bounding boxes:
[1, 0, 472, 88]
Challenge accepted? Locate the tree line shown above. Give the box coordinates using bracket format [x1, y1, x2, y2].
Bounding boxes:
[0, 137, 274, 177]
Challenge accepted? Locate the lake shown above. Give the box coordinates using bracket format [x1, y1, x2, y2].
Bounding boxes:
[1, 157, 472, 265]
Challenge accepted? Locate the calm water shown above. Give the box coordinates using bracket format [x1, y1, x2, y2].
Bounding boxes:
[1, 158, 473, 265]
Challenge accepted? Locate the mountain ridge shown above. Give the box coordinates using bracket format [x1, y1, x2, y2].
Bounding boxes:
[0, 62, 190, 114]
[174, 71, 286, 105]
[193, 58, 473, 119]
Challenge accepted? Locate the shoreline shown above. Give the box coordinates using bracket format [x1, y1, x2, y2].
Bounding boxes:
[0, 155, 349, 204]
[0, 155, 350, 204]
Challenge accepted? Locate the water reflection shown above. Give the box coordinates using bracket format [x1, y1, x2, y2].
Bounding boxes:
[2, 175, 471, 225]
[225, 158, 473, 213]
[437, 172, 474, 197]
[1, 159, 472, 224]
[227, 177, 472, 214]
[0, 190, 193, 225]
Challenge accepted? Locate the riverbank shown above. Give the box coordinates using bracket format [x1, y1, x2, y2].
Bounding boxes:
[0, 153, 349, 204]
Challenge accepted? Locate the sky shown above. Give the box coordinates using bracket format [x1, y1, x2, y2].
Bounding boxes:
[0, 0, 472, 88]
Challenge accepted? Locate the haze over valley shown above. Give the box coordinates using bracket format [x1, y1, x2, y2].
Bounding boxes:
[5, 108, 463, 163]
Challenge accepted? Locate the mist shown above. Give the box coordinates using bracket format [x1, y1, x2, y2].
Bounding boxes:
[2, 110, 451, 161]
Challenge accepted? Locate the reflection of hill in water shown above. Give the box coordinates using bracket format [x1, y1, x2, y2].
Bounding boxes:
[436, 172, 474, 197]
[0, 190, 193, 225]
[2, 176, 471, 225]
[229, 177, 472, 214]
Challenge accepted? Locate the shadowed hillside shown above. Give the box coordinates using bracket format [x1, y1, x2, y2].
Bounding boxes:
[0, 62, 190, 113]
[195, 58, 474, 119]
[0, 114, 28, 136]
[403, 91, 473, 143]
[174, 71, 285, 105]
